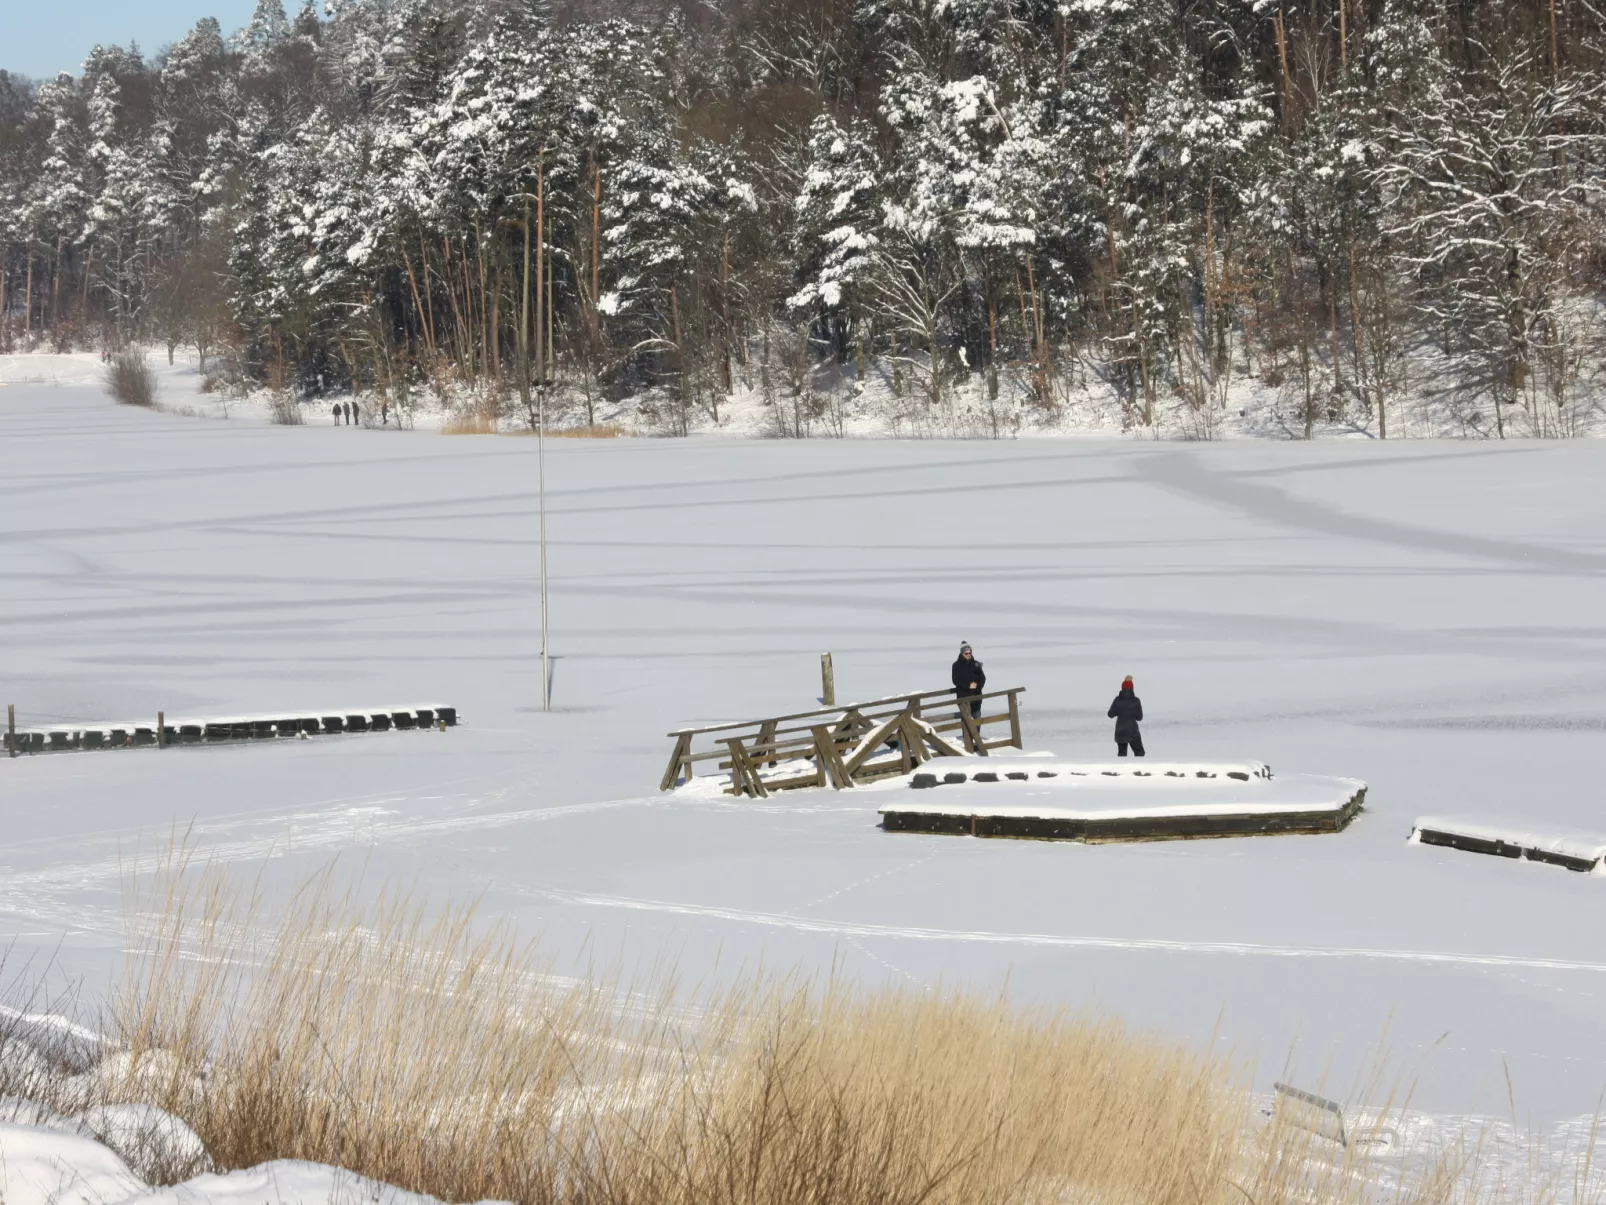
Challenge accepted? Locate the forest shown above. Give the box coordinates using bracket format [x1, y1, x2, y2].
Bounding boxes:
[1, 0, 1603, 437]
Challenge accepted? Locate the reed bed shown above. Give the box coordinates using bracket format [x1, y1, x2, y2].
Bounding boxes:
[527, 423, 631, 438]
[91, 862, 1532, 1205]
[441, 409, 500, 435]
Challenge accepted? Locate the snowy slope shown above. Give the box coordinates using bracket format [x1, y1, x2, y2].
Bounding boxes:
[0, 1122, 487, 1205]
[1, 377, 1604, 1140]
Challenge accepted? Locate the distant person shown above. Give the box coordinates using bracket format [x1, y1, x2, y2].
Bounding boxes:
[1108, 675, 1144, 757]
[350, 401, 361, 426]
[952, 642, 985, 720]
[332, 402, 343, 425]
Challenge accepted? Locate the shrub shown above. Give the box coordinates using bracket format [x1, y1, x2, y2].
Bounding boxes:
[268, 395, 304, 425]
[106, 349, 156, 407]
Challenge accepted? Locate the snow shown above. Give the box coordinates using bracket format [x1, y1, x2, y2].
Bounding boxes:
[0, 1123, 493, 1205]
[73, 1104, 210, 1179]
[6, 336, 1591, 442]
[879, 770, 1363, 821]
[0, 1123, 146, 1205]
[2, 368, 1606, 1151]
[1411, 817, 1606, 869]
[881, 755, 1274, 783]
[120, 1160, 485, 1205]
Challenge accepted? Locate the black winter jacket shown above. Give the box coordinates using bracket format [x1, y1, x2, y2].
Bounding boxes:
[1107, 689, 1143, 738]
[952, 656, 986, 697]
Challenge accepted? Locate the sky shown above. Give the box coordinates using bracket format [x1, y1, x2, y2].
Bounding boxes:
[1, 0, 285, 79]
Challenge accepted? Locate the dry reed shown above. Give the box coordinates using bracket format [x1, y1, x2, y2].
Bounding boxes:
[104, 862, 1508, 1205]
[447, 421, 631, 437]
[526, 423, 631, 438]
[106, 349, 156, 407]
[441, 411, 500, 435]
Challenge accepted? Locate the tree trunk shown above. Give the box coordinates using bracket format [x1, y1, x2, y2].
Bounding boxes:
[442, 238, 468, 379]
[720, 229, 733, 393]
[475, 223, 492, 387]
[490, 241, 503, 390]
[670, 279, 684, 399]
[591, 155, 602, 304]
[1026, 255, 1048, 405]
[1328, 278, 1342, 394]
[51, 237, 63, 336]
[402, 243, 436, 366]
[1274, 8, 1294, 126]
[418, 235, 438, 357]
[1345, 242, 1373, 436]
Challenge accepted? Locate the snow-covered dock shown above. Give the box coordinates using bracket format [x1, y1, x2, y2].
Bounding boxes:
[878, 759, 1365, 842]
[5, 704, 457, 754]
[1410, 816, 1606, 874]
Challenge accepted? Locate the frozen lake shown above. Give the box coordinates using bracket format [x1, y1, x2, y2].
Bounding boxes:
[2, 372, 1604, 1128]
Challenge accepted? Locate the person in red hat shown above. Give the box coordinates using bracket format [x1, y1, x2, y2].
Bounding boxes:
[1107, 675, 1144, 757]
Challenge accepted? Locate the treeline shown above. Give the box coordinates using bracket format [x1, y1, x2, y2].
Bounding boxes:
[1, 0, 1603, 436]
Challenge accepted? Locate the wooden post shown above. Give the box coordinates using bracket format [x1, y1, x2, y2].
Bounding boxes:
[810, 726, 853, 790]
[660, 732, 691, 791]
[6, 704, 14, 758]
[724, 738, 767, 798]
[1008, 689, 1023, 749]
[958, 705, 988, 756]
[821, 653, 835, 707]
[157, 711, 166, 749]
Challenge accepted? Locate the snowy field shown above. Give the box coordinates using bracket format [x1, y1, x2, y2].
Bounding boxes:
[2, 363, 1605, 1150]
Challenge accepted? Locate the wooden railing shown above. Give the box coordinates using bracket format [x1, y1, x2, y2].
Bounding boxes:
[660, 687, 1024, 796]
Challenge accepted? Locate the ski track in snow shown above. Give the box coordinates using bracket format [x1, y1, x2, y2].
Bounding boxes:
[528, 888, 1606, 975]
[0, 787, 660, 934]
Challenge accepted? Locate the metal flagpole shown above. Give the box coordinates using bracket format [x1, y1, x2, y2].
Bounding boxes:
[536, 150, 551, 712]
[538, 372, 550, 711]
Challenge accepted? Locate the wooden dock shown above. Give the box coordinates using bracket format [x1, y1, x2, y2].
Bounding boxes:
[879, 765, 1366, 843]
[5, 704, 457, 755]
[1410, 816, 1606, 873]
[661, 687, 1024, 796]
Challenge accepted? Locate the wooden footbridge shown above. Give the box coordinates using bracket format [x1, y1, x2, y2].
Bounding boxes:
[661, 687, 1023, 797]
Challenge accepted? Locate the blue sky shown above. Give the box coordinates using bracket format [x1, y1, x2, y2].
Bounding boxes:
[2, 0, 286, 79]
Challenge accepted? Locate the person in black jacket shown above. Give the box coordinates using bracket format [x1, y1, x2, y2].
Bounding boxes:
[1108, 675, 1144, 757]
[952, 643, 985, 719]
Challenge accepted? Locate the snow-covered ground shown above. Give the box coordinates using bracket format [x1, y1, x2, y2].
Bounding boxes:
[0, 1116, 479, 1205]
[2, 360, 1605, 1162]
[10, 342, 1599, 440]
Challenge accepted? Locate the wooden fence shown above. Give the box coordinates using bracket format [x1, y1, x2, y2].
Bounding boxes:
[661, 687, 1023, 797]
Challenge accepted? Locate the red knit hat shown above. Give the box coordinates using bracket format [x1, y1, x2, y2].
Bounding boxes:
[1122, 675, 1134, 688]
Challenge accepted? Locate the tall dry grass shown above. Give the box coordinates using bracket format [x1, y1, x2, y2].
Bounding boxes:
[106, 348, 156, 407]
[526, 423, 631, 438]
[441, 411, 500, 434]
[444, 418, 631, 437]
[102, 862, 1510, 1205]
